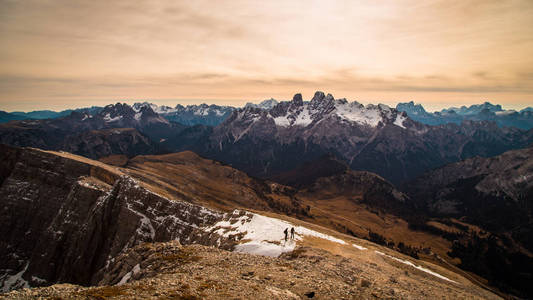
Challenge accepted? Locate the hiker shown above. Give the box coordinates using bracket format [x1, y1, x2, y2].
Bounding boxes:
[284, 228, 288, 241]
[291, 227, 295, 240]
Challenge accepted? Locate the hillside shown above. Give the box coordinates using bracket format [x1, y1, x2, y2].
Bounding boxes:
[0, 145, 499, 298]
[102, 148, 529, 297]
[403, 146, 533, 296]
[98, 149, 512, 296]
[2, 242, 497, 299]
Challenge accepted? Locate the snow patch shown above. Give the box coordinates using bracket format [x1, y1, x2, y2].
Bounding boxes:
[103, 113, 123, 123]
[126, 202, 156, 240]
[0, 262, 30, 292]
[77, 178, 106, 191]
[335, 103, 382, 126]
[207, 211, 346, 257]
[293, 108, 312, 126]
[273, 115, 291, 127]
[352, 243, 367, 250]
[375, 251, 456, 283]
[31, 276, 46, 284]
[495, 110, 517, 115]
[393, 114, 407, 129]
[117, 271, 131, 286]
[116, 264, 141, 286]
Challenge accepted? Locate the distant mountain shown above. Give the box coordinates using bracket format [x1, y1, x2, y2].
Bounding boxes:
[245, 98, 279, 110]
[0, 103, 180, 159]
[4, 103, 235, 126]
[11, 109, 64, 119]
[404, 146, 533, 296]
[166, 91, 533, 184]
[397, 101, 533, 129]
[269, 154, 349, 188]
[395, 102, 445, 125]
[441, 102, 503, 115]
[405, 145, 533, 231]
[271, 154, 410, 214]
[61, 128, 160, 159]
[131, 102, 235, 126]
[3, 95, 533, 185]
[8, 106, 103, 121]
[0, 111, 26, 123]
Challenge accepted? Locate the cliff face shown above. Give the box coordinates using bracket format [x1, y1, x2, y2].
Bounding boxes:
[0, 145, 230, 292]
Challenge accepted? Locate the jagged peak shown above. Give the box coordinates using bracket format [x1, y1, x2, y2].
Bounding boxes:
[336, 98, 349, 105]
[100, 102, 135, 116]
[377, 104, 391, 111]
[245, 98, 279, 110]
[291, 93, 303, 106]
[311, 91, 326, 103]
[235, 91, 411, 129]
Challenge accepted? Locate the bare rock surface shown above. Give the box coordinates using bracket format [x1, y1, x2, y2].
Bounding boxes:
[1, 242, 499, 300]
[0, 145, 232, 291]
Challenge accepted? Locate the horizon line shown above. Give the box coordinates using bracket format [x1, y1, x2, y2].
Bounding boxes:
[2, 97, 532, 114]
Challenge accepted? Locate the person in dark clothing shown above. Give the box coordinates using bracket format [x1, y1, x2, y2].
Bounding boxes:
[290, 227, 295, 239]
[284, 228, 288, 241]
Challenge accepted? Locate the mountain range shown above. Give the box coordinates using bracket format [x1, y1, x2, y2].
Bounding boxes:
[2, 92, 532, 185]
[172, 92, 533, 184]
[5, 98, 532, 130]
[397, 101, 533, 129]
[403, 145, 533, 296]
[1, 92, 533, 297]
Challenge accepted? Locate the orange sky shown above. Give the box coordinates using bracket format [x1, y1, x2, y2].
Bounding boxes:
[1, 0, 532, 112]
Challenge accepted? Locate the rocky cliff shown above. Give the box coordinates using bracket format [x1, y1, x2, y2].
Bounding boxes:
[0, 145, 232, 292]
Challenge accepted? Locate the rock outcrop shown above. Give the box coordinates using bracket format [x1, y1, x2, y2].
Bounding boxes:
[1, 242, 499, 299]
[0, 145, 231, 291]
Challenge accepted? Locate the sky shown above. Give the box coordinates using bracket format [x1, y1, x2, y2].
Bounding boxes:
[1, 0, 532, 112]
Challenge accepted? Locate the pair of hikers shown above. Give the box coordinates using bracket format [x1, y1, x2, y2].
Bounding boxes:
[284, 227, 295, 241]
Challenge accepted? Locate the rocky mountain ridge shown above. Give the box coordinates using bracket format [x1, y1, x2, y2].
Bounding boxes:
[132, 102, 235, 126]
[0, 103, 180, 159]
[245, 98, 280, 110]
[397, 101, 533, 129]
[175, 91, 533, 184]
[403, 145, 533, 297]
[0, 145, 234, 291]
[2, 93, 533, 186]
[4, 99, 532, 131]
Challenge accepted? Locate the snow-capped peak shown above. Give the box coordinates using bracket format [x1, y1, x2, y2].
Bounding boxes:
[97, 102, 169, 125]
[132, 102, 177, 114]
[245, 98, 280, 110]
[441, 102, 503, 115]
[254, 92, 407, 128]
